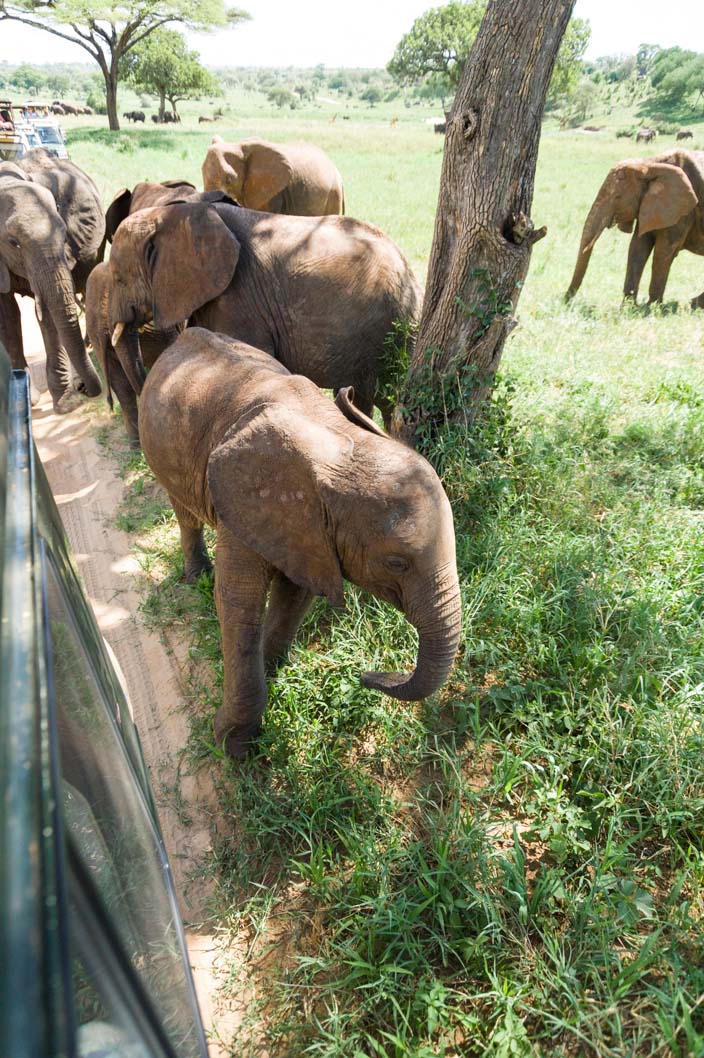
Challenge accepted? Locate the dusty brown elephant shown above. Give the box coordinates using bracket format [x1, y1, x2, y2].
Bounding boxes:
[107, 199, 420, 423]
[103, 178, 203, 243]
[86, 180, 219, 442]
[139, 328, 462, 759]
[0, 150, 104, 409]
[566, 150, 704, 307]
[202, 135, 344, 215]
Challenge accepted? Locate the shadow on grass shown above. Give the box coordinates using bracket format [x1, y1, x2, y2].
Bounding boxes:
[636, 95, 703, 126]
[66, 127, 181, 150]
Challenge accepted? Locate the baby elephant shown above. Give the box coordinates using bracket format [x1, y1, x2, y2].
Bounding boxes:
[139, 329, 462, 759]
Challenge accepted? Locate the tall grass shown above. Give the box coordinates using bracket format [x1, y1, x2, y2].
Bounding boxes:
[87, 95, 704, 1057]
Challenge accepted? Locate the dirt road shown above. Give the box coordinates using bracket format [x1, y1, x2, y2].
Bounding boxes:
[20, 299, 242, 1055]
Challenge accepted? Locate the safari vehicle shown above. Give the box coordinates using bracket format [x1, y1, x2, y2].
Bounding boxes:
[30, 117, 69, 159]
[0, 345, 209, 1057]
[0, 99, 42, 161]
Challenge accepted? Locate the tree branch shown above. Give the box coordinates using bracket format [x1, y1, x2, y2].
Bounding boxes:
[0, 9, 99, 57]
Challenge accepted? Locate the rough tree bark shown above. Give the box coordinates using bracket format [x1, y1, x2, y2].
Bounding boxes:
[397, 0, 576, 444]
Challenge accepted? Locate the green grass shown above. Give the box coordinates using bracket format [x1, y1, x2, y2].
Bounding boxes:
[80, 93, 704, 1057]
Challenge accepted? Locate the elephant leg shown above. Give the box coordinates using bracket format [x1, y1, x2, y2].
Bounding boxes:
[36, 306, 72, 408]
[691, 290, 704, 311]
[213, 525, 272, 759]
[263, 571, 313, 671]
[648, 235, 680, 304]
[108, 357, 140, 448]
[623, 230, 655, 301]
[169, 495, 213, 582]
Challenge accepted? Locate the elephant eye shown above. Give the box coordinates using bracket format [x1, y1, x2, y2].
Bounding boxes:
[386, 556, 410, 575]
[8, 236, 20, 249]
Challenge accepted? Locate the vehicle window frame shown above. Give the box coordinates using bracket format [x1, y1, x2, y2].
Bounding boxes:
[0, 355, 209, 1058]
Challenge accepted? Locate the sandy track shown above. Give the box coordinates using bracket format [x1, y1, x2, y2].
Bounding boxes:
[20, 298, 243, 1055]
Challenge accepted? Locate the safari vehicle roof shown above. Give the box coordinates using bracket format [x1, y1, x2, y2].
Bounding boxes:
[0, 348, 208, 1058]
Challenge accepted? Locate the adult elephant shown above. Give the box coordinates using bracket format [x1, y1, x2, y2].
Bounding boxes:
[202, 135, 344, 215]
[107, 199, 420, 423]
[103, 178, 202, 243]
[566, 150, 704, 307]
[87, 180, 206, 443]
[139, 328, 462, 759]
[0, 151, 104, 408]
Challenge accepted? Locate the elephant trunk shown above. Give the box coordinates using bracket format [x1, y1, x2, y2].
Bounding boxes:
[362, 565, 462, 701]
[114, 325, 147, 395]
[565, 196, 613, 299]
[37, 260, 102, 396]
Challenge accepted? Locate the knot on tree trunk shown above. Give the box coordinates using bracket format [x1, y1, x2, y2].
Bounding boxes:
[451, 107, 480, 142]
[504, 211, 548, 246]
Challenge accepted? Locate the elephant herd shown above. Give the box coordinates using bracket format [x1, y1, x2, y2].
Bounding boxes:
[0, 138, 459, 759]
[1, 135, 703, 758]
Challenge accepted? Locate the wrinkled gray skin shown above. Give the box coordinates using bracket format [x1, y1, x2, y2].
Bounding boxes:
[0, 149, 103, 408]
[107, 200, 420, 423]
[202, 135, 344, 215]
[85, 180, 206, 444]
[567, 149, 704, 307]
[139, 328, 462, 759]
[86, 262, 180, 446]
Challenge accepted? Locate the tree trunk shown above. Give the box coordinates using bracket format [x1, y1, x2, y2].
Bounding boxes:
[159, 90, 166, 123]
[103, 65, 120, 131]
[396, 0, 575, 444]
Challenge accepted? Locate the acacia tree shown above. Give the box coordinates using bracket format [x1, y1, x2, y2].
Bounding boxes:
[0, 0, 249, 130]
[389, 1, 589, 114]
[388, 1, 485, 97]
[127, 29, 220, 121]
[395, 0, 576, 443]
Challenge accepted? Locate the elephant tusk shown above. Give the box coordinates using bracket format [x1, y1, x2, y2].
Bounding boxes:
[111, 322, 125, 346]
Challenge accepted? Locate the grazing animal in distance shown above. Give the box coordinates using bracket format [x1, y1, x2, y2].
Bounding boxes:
[677, 129, 694, 141]
[636, 128, 657, 143]
[434, 122, 446, 134]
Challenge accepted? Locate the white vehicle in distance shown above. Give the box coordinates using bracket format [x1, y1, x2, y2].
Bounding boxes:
[31, 118, 69, 159]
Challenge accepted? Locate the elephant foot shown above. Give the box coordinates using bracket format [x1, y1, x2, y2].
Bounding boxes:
[184, 555, 213, 584]
[30, 381, 41, 407]
[53, 390, 84, 415]
[220, 723, 262, 761]
[72, 375, 102, 398]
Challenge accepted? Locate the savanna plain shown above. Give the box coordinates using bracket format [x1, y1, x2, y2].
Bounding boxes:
[65, 92, 704, 1057]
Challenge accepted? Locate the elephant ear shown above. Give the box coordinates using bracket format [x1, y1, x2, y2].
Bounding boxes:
[0, 259, 11, 294]
[200, 189, 240, 207]
[639, 163, 698, 235]
[334, 387, 388, 438]
[150, 203, 240, 329]
[207, 405, 347, 606]
[242, 141, 292, 211]
[161, 178, 196, 190]
[105, 187, 132, 242]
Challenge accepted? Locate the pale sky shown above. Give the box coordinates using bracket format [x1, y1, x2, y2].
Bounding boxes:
[0, 0, 702, 69]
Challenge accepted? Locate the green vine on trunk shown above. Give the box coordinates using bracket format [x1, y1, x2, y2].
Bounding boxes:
[456, 268, 514, 338]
